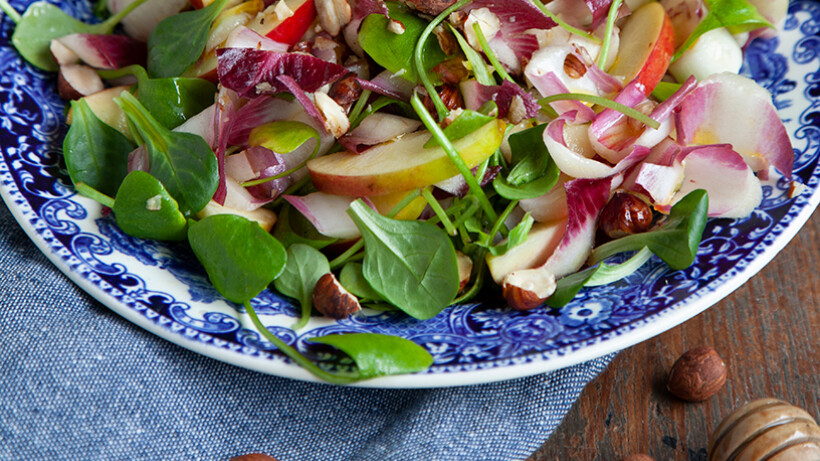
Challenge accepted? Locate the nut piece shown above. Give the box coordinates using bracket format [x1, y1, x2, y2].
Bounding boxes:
[313, 272, 361, 319]
[314, 91, 351, 138]
[599, 192, 653, 239]
[456, 251, 473, 293]
[230, 454, 280, 461]
[328, 75, 363, 111]
[502, 268, 556, 311]
[667, 346, 727, 402]
[708, 399, 820, 461]
[620, 455, 655, 461]
[316, 0, 352, 36]
[400, 0, 459, 16]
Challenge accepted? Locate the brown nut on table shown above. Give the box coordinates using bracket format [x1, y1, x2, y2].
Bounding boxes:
[620, 455, 655, 461]
[313, 272, 361, 319]
[599, 192, 653, 239]
[230, 454, 279, 461]
[708, 398, 820, 461]
[666, 346, 727, 402]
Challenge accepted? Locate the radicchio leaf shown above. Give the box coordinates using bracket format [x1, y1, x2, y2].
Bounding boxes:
[57, 34, 147, 70]
[226, 146, 292, 202]
[675, 72, 794, 180]
[216, 48, 348, 98]
[462, 0, 556, 72]
[460, 79, 540, 120]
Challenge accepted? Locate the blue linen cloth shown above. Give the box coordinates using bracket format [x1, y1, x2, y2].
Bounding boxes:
[0, 201, 614, 461]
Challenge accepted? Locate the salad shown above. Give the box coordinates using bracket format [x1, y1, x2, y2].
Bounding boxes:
[0, 0, 796, 383]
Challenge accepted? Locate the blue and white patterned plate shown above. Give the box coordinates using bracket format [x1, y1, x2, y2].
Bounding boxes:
[1, 0, 818, 388]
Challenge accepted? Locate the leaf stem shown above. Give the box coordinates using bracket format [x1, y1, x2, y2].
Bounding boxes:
[348, 89, 372, 128]
[329, 240, 364, 270]
[596, 0, 623, 69]
[422, 188, 457, 235]
[414, 0, 472, 121]
[529, 0, 601, 43]
[411, 93, 498, 222]
[483, 199, 518, 246]
[472, 23, 513, 84]
[244, 301, 358, 384]
[539, 93, 661, 129]
[102, 0, 151, 31]
[0, 0, 21, 24]
[74, 182, 115, 208]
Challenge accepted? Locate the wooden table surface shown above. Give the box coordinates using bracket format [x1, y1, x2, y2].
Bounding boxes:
[529, 208, 820, 461]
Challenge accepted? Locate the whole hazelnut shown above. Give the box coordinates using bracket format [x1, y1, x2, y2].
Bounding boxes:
[230, 454, 279, 461]
[667, 346, 728, 402]
[599, 192, 653, 239]
[620, 455, 655, 461]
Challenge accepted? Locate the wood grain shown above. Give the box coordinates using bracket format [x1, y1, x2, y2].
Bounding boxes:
[529, 208, 820, 461]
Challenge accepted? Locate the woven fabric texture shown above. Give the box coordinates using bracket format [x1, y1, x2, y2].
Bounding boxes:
[0, 202, 614, 461]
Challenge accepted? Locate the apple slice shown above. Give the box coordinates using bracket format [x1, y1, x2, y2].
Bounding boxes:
[66, 85, 132, 139]
[247, 0, 316, 46]
[369, 188, 429, 220]
[307, 120, 506, 197]
[609, 2, 674, 95]
[486, 219, 567, 285]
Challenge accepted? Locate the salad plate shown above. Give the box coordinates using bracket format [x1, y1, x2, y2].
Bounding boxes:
[1, 0, 818, 388]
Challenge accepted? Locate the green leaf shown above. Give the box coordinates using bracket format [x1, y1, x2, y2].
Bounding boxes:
[590, 190, 709, 270]
[359, 2, 447, 83]
[63, 99, 133, 197]
[347, 200, 459, 319]
[673, 0, 773, 61]
[339, 262, 384, 302]
[651, 81, 682, 102]
[311, 333, 433, 379]
[147, 0, 229, 78]
[493, 124, 560, 200]
[249, 120, 320, 154]
[273, 205, 337, 249]
[112, 171, 187, 241]
[424, 110, 496, 148]
[485, 213, 534, 256]
[546, 248, 653, 307]
[189, 214, 287, 304]
[273, 244, 330, 330]
[8, 0, 149, 71]
[244, 120, 321, 186]
[448, 24, 494, 86]
[99, 65, 217, 129]
[115, 91, 218, 216]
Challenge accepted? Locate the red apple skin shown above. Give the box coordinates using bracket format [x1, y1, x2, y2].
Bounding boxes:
[190, 0, 208, 8]
[611, 2, 675, 95]
[265, 0, 316, 45]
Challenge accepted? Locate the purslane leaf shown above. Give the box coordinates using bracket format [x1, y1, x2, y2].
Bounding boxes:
[189, 214, 287, 304]
[347, 200, 459, 319]
[63, 99, 133, 197]
[273, 244, 331, 330]
[115, 91, 218, 216]
[147, 0, 230, 78]
[113, 171, 187, 241]
[310, 333, 434, 379]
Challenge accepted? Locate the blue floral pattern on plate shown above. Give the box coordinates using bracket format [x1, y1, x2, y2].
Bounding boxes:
[1, 0, 818, 387]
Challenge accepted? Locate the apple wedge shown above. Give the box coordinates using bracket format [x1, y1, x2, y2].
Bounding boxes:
[247, 0, 316, 45]
[486, 219, 567, 285]
[308, 120, 506, 197]
[609, 2, 675, 95]
[66, 85, 132, 139]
